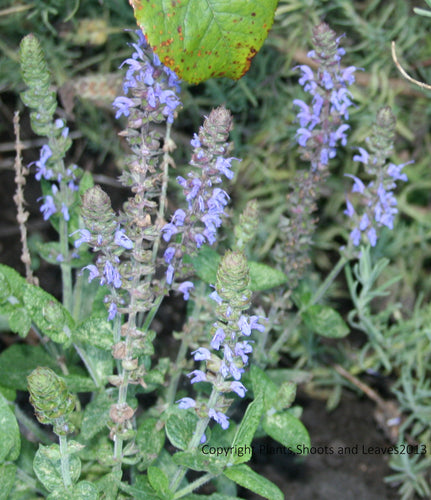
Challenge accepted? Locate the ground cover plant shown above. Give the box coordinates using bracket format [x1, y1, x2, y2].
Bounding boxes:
[1, 0, 431, 499]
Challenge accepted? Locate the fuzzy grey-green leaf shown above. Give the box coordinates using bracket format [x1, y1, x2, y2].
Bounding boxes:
[0, 393, 20, 462]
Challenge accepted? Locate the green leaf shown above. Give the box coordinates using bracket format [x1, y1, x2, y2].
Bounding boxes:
[63, 374, 97, 393]
[0, 393, 20, 462]
[0, 464, 16, 500]
[248, 262, 287, 290]
[81, 392, 112, 440]
[33, 444, 81, 492]
[8, 307, 32, 337]
[0, 264, 27, 301]
[172, 449, 226, 474]
[147, 466, 171, 499]
[262, 411, 310, 455]
[223, 464, 283, 500]
[182, 494, 240, 500]
[165, 408, 198, 450]
[130, 0, 278, 84]
[0, 344, 57, 391]
[36, 241, 93, 268]
[136, 417, 165, 470]
[301, 304, 349, 338]
[118, 475, 159, 500]
[23, 284, 74, 345]
[250, 365, 277, 411]
[46, 481, 99, 500]
[231, 396, 264, 464]
[73, 315, 114, 350]
[0, 385, 16, 402]
[95, 470, 122, 500]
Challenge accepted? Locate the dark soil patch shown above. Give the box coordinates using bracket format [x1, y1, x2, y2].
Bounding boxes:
[247, 391, 400, 500]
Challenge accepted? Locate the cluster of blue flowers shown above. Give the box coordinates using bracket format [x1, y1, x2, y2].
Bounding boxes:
[177, 286, 265, 430]
[31, 119, 79, 222]
[175, 249, 265, 431]
[162, 107, 237, 293]
[112, 30, 181, 124]
[344, 149, 409, 247]
[293, 24, 357, 170]
[343, 106, 409, 247]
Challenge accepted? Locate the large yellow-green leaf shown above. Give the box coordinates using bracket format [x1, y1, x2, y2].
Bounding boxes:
[130, 0, 278, 84]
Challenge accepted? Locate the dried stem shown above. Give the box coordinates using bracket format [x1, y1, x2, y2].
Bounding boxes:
[13, 111, 38, 286]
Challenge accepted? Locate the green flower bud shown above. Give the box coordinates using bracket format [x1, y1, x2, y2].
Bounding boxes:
[200, 106, 233, 149]
[19, 34, 57, 136]
[234, 200, 259, 251]
[81, 186, 117, 235]
[216, 251, 250, 303]
[27, 367, 75, 434]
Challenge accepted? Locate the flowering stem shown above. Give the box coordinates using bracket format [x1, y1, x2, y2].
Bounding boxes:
[59, 185, 72, 312]
[151, 121, 172, 267]
[59, 429, 72, 488]
[170, 386, 219, 492]
[268, 254, 349, 359]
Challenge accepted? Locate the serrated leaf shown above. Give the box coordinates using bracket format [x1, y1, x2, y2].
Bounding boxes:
[0, 464, 16, 500]
[231, 396, 263, 464]
[0, 344, 57, 390]
[23, 284, 74, 345]
[165, 409, 198, 450]
[223, 464, 283, 500]
[262, 411, 310, 455]
[74, 315, 114, 350]
[136, 417, 165, 470]
[0, 393, 20, 462]
[130, 0, 278, 84]
[33, 444, 81, 492]
[301, 304, 349, 338]
[81, 392, 112, 441]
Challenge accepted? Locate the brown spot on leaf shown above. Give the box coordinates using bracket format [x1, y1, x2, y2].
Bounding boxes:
[251, 12, 256, 16]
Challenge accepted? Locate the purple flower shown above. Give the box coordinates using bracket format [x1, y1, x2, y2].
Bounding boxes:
[39, 195, 56, 220]
[208, 408, 229, 430]
[231, 381, 247, 398]
[72, 229, 92, 248]
[211, 327, 226, 350]
[176, 397, 196, 409]
[108, 302, 117, 320]
[83, 264, 99, 282]
[33, 144, 53, 181]
[114, 229, 133, 249]
[112, 96, 135, 119]
[192, 347, 211, 361]
[353, 147, 369, 164]
[178, 281, 194, 300]
[187, 370, 207, 384]
[166, 264, 175, 285]
[164, 247, 175, 263]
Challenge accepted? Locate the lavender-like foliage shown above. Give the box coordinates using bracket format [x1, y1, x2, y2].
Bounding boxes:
[344, 106, 409, 247]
